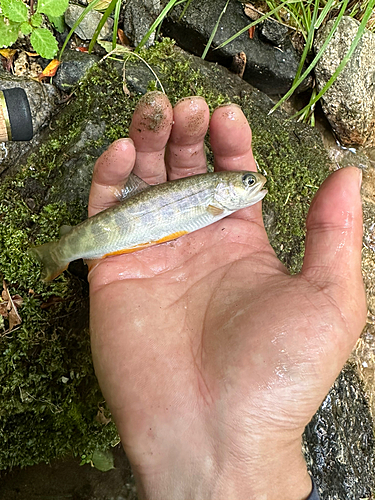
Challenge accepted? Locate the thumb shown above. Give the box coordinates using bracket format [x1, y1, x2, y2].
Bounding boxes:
[301, 167, 366, 328]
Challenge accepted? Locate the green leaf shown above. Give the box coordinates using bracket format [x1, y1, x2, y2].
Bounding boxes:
[36, 0, 69, 17]
[30, 13, 43, 27]
[30, 27, 58, 58]
[91, 449, 115, 472]
[20, 21, 32, 35]
[0, 0, 28, 23]
[0, 17, 20, 47]
[48, 15, 66, 33]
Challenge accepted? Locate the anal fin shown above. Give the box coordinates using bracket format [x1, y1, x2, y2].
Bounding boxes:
[101, 231, 189, 259]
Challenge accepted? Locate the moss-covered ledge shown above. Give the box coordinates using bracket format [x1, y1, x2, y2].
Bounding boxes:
[1, 41, 372, 496]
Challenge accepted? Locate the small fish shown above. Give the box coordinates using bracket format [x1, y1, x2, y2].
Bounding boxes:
[29, 171, 267, 281]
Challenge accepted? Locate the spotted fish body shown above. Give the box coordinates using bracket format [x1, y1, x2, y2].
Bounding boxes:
[29, 171, 267, 281]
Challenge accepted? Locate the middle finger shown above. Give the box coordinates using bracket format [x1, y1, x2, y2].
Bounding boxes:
[165, 96, 210, 180]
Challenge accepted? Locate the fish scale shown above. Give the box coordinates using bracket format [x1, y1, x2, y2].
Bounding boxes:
[28, 171, 267, 281]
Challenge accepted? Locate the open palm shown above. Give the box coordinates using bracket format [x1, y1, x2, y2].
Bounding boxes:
[88, 93, 366, 500]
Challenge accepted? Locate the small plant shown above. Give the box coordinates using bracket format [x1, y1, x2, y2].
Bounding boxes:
[216, 0, 375, 124]
[0, 0, 68, 59]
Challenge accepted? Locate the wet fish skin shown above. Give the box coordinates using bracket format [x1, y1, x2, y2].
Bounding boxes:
[29, 170, 267, 281]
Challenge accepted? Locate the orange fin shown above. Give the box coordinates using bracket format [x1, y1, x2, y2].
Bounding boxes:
[102, 231, 189, 259]
[207, 204, 224, 216]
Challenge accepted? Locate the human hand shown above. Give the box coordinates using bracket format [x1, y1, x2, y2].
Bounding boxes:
[88, 92, 366, 500]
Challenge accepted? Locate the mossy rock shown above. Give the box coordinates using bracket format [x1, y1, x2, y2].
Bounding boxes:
[2, 39, 369, 491]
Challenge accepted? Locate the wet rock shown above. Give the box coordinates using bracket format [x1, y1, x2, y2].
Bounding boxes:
[304, 365, 374, 500]
[0, 72, 60, 176]
[47, 119, 107, 206]
[314, 16, 375, 147]
[123, 0, 311, 95]
[65, 4, 114, 41]
[122, 0, 161, 48]
[54, 50, 101, 92]
[258, 19, 289, 46]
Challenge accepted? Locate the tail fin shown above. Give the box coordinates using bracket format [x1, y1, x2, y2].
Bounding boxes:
[28, 241, 69, 282]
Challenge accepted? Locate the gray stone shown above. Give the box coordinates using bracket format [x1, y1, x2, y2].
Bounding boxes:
[314, 16, 375, 147]
[258, 19, 290, 46]
[122, 0, 311, 95]
[47, 120, 107, 206]
[304, 365, 374, 500]
[54, 50, 100, 92]
[122, 0, 161, 48]
[65, 4, 114, 41]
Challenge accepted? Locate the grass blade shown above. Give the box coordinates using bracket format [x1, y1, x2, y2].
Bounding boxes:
[88, 0, 118, 53]
[201, 0, 230, 59]
[314, 0, 336, 30]
[269, 0, 349, 115]
[215, 0, 301, 50]
[292, 0, 375, 120]
[112, 0, 121, 49]
[292, 0, 319, 84]
[98, 41, 166, 94]
[136, 0, 181, 51]
[179, 0, 194, 20]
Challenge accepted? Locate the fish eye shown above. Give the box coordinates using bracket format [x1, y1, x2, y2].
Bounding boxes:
[242, 173, 256, 187]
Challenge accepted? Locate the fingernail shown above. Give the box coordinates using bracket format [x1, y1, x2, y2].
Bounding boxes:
[175, 96, 206, 106]
[358, 168, 362, 191]
[111, 138, 134, 149]
[216, 102, 242, 110]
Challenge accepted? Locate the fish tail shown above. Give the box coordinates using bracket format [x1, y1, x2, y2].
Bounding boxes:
[28, 241, 69, 282]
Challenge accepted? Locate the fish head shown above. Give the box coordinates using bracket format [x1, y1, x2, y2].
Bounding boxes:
[213, 171, 267, 210]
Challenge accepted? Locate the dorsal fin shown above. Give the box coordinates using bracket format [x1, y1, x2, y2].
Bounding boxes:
[119, 173, 150, 201]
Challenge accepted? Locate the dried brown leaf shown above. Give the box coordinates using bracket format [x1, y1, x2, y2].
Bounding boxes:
[230, 51, 247, 78]
[1, 280, 22, 331]
[96, 406, 112, 425]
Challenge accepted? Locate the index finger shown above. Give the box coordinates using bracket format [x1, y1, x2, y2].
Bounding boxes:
[88, 138, 136, 218]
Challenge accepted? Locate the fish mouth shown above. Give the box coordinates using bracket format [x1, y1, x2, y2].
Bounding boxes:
[254, 174, 267, 202]
[251, 188, 268, 205]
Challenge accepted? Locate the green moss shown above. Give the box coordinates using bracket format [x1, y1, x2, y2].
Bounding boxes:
[0, 174, 119, 468]
[0, 37, 330, 469]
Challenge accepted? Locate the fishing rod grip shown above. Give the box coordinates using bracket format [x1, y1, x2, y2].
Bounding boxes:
[0, 88, 33, 142]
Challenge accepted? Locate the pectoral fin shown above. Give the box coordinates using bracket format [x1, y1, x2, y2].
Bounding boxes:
[207, 205, 224, 216]
[118, 174, 150, 201]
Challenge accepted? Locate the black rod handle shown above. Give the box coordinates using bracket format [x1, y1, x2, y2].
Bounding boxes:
[0, 88, 33, 142]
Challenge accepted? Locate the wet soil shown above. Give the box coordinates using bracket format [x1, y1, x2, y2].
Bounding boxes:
[0, 445, 137, 500]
